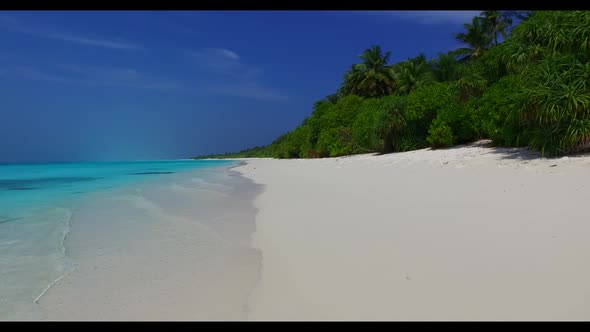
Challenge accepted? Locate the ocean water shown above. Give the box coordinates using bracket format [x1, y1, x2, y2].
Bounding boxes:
[0, 160, 260, 320]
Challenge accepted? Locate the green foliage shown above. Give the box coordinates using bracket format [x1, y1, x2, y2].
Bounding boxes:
[305, 100, 333, 148]
[476, 75, 522, 144]
[472, 41, 512, 84]
[500, 40, 548, 74]
[481, 11, 514, 46]
[395, 136, 423, 152]
[435, 102, 477, 144]
[315, 128, 354, 157]
[406, 82, 458, 140]
[454, 16, 493, 60]
[350, 98, 386, 151]
[340, 45, 397, 98]
[321, 95, 365, 128]
[351, 96, 408, 153]
[431, 52, 460, 82]
[511, 11, 590, 55]
[513, 53, 590, 156]
[269, 95, 366, 158]
[195, 11, 590, 160]
[456, 64, 488, 101]
[427, 119, 455, 148]
[394, 54, 436, 95]
[379, 96, 409, 152]
[406, 82, 477, 149]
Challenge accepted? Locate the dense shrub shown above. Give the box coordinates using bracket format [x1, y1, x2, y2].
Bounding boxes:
[351, 96, 408, 153]
[406, 83, 452, 140]
[512, 54, 590, 156]
[350, 98, 385, 151]
[427, 119, 455, 148]
[476, 75, 522, 144]
[315, 128, 352, 157]
[511, 11, 590, 56]
[472, 41, 512, 85]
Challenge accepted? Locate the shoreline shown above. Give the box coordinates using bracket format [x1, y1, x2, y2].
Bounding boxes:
[26, 159, 245, 316]
[35, 163, 262, 320]
[17, 144, 590, 320]
[32, 162, 247, 311]
[234, 141, 590, 320]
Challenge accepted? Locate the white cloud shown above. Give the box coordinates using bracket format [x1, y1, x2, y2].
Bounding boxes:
[187, 48, 246, 73]
[187, 47, 287, 102]
[0, 14, 141, 51]
[43, 32, 141, 51]
[362, 11, 481, 25]
[210, 48, 239, 60]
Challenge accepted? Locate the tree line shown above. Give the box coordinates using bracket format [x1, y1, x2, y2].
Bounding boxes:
[195, 11, 590, 159]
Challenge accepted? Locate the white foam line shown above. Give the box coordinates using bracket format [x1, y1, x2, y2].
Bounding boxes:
[34, 207, 75, 305]
[33, 268, 74, 304]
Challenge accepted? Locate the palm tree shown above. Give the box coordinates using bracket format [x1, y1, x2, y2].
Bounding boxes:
[394, 54, 435, 95]
[505, 10, 532, 21]
[481, 11, 513, 45]
[454, 17, 493, 61]
[339, 45, 396, 97]
[377, 98, 407, 153]
[430, 52, 459, 82]
[456, 66, 488, 102]
[340, 65, 363, 96]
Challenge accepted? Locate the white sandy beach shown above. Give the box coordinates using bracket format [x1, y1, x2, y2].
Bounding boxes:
[235, 141, 590, 321]
[33, 141, 590, 320]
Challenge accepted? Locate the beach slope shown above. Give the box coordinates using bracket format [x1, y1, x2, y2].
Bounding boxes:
[236, 141, 590, 321]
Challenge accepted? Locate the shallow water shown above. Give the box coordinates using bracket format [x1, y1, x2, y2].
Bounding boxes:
[0, 160, 259, 320]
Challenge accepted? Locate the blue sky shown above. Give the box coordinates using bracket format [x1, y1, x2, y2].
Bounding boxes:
[0, 10, 481, 162]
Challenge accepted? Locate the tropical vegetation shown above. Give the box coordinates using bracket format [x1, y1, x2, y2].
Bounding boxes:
[195, 11, 590, 159]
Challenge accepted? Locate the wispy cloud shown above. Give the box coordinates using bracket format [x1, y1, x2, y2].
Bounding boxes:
[362, 11, 482, 25]
[42, 32, 141, 51]
[207, 82, 289, 102]
[0, 14, 141, 51]
[0, 64, 180, 91]
[187, 48, 258, 78]
[187, 47, 287, 102]
[212, 48, 239, 61]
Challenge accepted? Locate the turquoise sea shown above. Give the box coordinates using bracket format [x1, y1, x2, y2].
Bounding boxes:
[0, 160, 251, 320]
